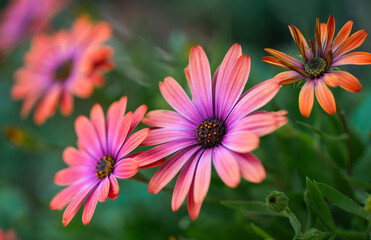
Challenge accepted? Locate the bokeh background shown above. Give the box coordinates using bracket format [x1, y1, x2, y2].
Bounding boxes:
[1, 0, 371, 239]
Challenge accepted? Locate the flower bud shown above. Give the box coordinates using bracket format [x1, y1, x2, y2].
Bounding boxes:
[265, 191, 289, 213]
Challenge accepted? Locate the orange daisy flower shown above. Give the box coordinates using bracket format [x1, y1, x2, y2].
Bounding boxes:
[263, 15, 371, 117]
[11, 16, 114, 125]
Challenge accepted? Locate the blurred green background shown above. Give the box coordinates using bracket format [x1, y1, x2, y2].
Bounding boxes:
[1, 0, 371, 239]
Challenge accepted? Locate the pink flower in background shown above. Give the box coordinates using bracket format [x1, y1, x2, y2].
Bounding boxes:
[50, 97, 163, 226]
[11, 16, 114, 125]
[0, 0, 67, 56]
[137, 44, 288, 219]
[0, 228, 20, 240]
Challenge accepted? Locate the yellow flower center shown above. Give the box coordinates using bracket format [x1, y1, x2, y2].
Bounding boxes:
[96, 155, 115, 179]
[304, 57, 327, 78]
[197, 118, 226, 148]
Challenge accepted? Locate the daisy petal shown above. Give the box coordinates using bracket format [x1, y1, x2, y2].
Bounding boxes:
[315, 79, 336, 115]
[187, 182, 203, 220]
[140, 128, 195, 146]
[264, 48, 304, 67]
[262, 56, 290, 69]
[113, 158, 139, 179]
[82, 186, 99, 225]
[148, 146, 198, 194]
[97, 177, 110, 202]
[222, 130, 259, 153]
[54, 167, 94, 186]
[108, 175, 119, 199]
[142, 110, 196, 130]
[212, 145, 240, 187]
[129, 105, 147, 133]
[90, 104, 107, 153]
[332, 21, 353, 52]
[334, 30, 368, 58]
[75, 116, 103, 159]
[188, 46, 213, 118]
[332, 52, 371, 66]
[193, 149, 212, 204]
[326, 71, 362, 92]
[299, 80, 315, 117]
[233, 152, 266, 183]
[159, 77, 202, 123]
[60, 91, 73, 116]
[323, 72, 339, 87]
[171, 150, 201, 211]
[63, 147, 94, 166]
[273, 71, 306, 86]
[117, 128, 150, 159]
[34, 85, 62, 125]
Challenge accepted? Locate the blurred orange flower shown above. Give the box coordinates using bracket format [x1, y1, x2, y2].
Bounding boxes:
[11, 16, 114, 125]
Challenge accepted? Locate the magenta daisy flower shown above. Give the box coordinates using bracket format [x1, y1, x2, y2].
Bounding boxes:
[136, 44, 288, 219]
[50, 97, 161, 226]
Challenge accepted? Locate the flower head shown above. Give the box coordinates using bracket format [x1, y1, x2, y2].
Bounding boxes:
[0, 228, 20, 240]
[0, 0, 67, 56]
[263, 15, 371, 117]
[11, 15, 114, 125]
[266, 191, 289, 213]
[50, 97, 160, 226]
[136, 44, 288, 219]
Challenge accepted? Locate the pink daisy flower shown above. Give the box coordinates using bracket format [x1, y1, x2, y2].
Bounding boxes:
[50, 97, 163, 226]
[0, 0, 67, 56]
[136, 44, 288, 219]
[11, 15, 114, 125]
[0, 228, 20, 240]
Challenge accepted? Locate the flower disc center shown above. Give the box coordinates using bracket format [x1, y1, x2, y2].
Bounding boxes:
[96, 155, 114, 178]
[304, 57, 327, 78]
[54, 59, 73, 82]
[197, 118, 226, 148]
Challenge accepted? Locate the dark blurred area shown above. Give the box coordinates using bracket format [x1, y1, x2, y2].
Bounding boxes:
[1, 0, 371, 239]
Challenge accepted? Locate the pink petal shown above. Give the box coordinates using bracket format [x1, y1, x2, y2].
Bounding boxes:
[75, 116, 103, 159]
[142, 110, 196, 130]
[140, 128, 195, 146]
[108, 175, 119, 199]
[187, 181, 203, 220]
[34, 85, 62, 125]
[215, 44, 243, 119]
[97, 177, 110, 202]
[129, 105, 147, 133]
[232, 152, 266, 183]
[90, 104, 107, 154]
[299, 80, 315, 117]
[222, 130, 260, 153]
[172, 150, 202, 211]
[159, 77, 202, 124]
[117, 128, 150, 160]
[315, 79, 336, 115]
[212, 146, 240, 187]
[148, 146, 198, 194]
[216, 55, 251, 120]
[188, 45, 213, 118]
[54, 167, 95, 186]
[106, 97, 127, 154]
[82, 186, 99, 225]
[226, 79, 281, 125]
[63, 147, 94, 167]
[113, 158, 139, 179]
[193, 149, 212, 204]
[62, 182, 96, 226]
[135, 139, 197, 167]
[112, 112, 133, 159]
[228, 110, 288, 137]
[60, 91, 74, 116]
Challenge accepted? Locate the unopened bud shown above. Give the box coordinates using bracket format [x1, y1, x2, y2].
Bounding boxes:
[265, 191, 289, 213]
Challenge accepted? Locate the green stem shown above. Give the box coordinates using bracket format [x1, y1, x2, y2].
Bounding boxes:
[336, 104, 353, 175]
[335, 230, 366, 240]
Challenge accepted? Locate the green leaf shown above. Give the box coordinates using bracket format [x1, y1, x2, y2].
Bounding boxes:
[250, 223, 275, 240]
[285, 208, 301, 239]
[296, 121, 347, 141]
[315, 181, 369, 220]
[303, 191, 315, 231]
[306, 178, 336, 230]
[221, 201, 286, 217]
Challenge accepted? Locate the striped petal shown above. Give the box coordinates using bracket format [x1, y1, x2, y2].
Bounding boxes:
[113, 158, 139, 179]
[334, 30, 368, 58]
[325, 71, 362, 93]
[332, 52, 371, 66]
[142, 110, 196, 130]
[222, 130, 260, 153]
[315, 79, 336, 115]
[332, 21, 353, 52]
[212, 145, 240, 187]
[193, 149, 212, 204]
[299, 80, 315, 117]
[233, 152, 266, 183]
[273, 71, 306, 86]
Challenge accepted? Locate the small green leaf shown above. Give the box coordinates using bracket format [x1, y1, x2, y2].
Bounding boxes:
[315, 181, 369, 220]
[303, 191, 315, 231]
[306, 178, 336, 230]
[285, 208, 301, 239]
[221, 201, 286, 217]
[250, 223, 275, 240]
[296, 121, 347, 141]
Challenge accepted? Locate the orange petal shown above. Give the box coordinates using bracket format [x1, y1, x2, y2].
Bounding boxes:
[334, 30, 368, 58]
[320, 23, 327, 46]
[326, 71, 362, 92]
[299, 80, 315, 117]
[322, 72, 338, 87]
[274, 71, 306, 85]
[332, 21, 353, 51]
[262, 56, 289, 69]
[324, 15, 335, 55]
[264, 48, 304, 67]
[332, 52, 371, 66]
[289, 25, 311, 61]
[315, 79, 336, 115]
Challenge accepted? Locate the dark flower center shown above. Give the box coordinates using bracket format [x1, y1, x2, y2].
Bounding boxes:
[96, 155, 115, 179]
[197, 118, 226, 148]
[304, 57, 327, 78]
[54, 59, 73, 82]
